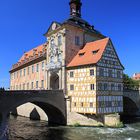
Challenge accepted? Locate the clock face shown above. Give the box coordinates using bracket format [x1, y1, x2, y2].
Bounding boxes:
[52, 23, 57, 30]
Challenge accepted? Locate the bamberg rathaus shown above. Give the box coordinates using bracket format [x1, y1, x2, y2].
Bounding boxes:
[10, 0, 124, 125]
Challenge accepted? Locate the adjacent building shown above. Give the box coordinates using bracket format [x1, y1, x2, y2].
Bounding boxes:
[132, 73, 140, 80]
[10, 0, 124, 117]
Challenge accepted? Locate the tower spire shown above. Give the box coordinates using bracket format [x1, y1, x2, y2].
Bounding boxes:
[69, 0, 82, 18]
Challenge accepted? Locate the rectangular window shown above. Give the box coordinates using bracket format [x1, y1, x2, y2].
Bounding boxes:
[36, 64, 39, 72]
[104, 83, 108, 91]
[111, 83, 115, 91]
[23, 84, 25, 90]
[108, 69, 112, 77]
[90, 84, 94, 90]
[75, 36, 80, 46]
[90, 69, 94, 76]
[20, 70, 22, 77]
[98, 83, 103, 91]
[58, 35, 62, 46]
[41, 80, 44, 89]
[70, 71, 74, 78]
[31, 82, 34, 89]
[27, 83, 29, 90]
[36, 81, 39, 89]
[42, 61, 44, 71]
[17, 71, 18, 78]
[81, 102, 84, 107]
[24, 68, 26, 76]
[99, 68, 104, 77]
[19, 84, 21, 90]
[117, 71, 121, 78]
[90, 102, 93, 108]
[70, 85, 74, 91]
[28, 67, 30, 75]
[14, 73, 16, 79]
[32, 65, 34, 73]
[118, 84, 122, 91]
[74, 102, 76, 107]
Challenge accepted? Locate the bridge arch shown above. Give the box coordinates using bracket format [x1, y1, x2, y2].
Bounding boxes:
[0, 90, 66, 126]
[123, 97, 139, 115]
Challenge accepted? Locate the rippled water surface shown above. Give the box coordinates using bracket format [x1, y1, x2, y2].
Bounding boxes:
[8, 116, 140, 140]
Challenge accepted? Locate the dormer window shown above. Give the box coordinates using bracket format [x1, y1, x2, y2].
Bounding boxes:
[79, 52, 85, 57]
[92, 50, 99, 55]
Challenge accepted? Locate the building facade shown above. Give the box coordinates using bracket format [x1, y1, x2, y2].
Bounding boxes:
[10, 0, 124, 117]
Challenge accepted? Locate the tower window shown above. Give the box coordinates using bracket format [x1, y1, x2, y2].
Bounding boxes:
[51, 39, 54, 47]
[75, 36, 80, 46]
[58, 35, 62, 46]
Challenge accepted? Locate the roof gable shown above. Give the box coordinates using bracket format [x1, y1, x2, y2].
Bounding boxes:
[44, 21, 62, 36]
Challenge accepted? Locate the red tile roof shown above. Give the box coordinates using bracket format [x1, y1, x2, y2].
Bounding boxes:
[19, 44, 45, 63]
[11, 44, 47, 71]
[67, 38, 109, 67]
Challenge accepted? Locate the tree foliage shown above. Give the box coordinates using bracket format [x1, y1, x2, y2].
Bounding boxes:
[123, 74, 140, 90]
[0, 87, 5, 91]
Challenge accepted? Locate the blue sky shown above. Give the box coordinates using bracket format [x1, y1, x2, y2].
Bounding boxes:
[0, 0, 140, 88]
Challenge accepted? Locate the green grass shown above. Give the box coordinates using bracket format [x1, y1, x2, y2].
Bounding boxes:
[72, 122, 81, 127]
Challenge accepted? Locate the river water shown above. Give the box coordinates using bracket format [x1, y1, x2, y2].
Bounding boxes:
[7, 116, 140, 140]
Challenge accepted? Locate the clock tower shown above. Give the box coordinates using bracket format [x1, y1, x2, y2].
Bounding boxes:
[69, 0, 82, 18]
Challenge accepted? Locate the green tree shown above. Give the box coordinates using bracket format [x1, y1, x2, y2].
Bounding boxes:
[123, 74, 139, 90]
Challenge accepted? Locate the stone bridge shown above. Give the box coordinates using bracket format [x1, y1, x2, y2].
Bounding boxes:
[0, 90, 66, 126]
[123, 90, 140, 115]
